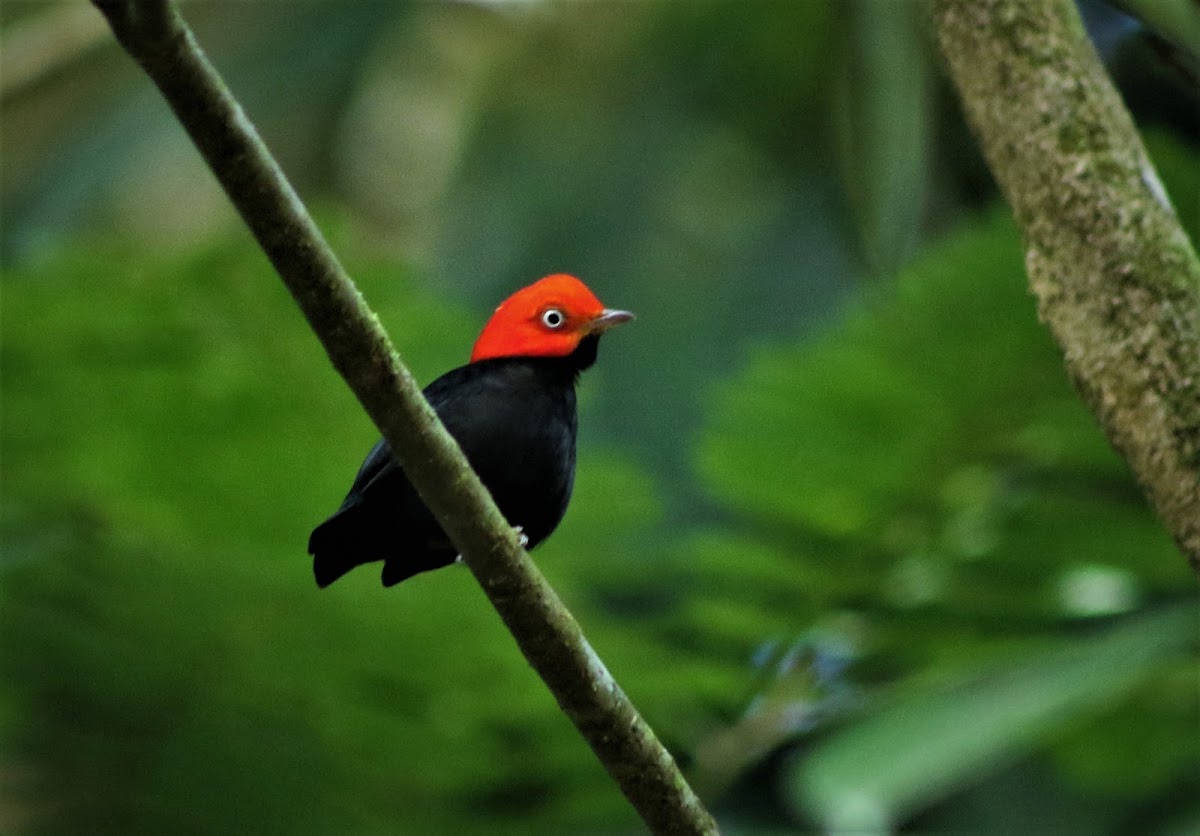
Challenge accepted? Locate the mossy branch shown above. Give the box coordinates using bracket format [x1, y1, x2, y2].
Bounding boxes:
[932, 0, 1200, 572]
[90, 1, 718, 832]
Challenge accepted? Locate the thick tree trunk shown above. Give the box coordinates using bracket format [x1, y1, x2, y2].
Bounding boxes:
[932, 0, 1200, 571]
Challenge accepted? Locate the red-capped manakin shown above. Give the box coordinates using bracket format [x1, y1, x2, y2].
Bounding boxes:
[309, 274, 633, 587]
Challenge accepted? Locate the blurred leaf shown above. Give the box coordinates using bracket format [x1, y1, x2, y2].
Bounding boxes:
[790, 604, 1197, 832]
[1142, 127, 1200, 238]
[835, 0, 931, 274]
[1114, 0, 1200, 67]
[1051, 656, 1200, 799]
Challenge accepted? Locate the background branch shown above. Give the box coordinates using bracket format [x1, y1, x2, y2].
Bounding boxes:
[89, 0, 717, 832]
[932, 0, 1200, 571]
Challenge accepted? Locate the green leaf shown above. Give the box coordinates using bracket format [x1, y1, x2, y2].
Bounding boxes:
[789, 604, 1198, 831]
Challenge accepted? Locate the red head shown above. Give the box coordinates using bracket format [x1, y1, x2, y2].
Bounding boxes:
[470, 274, 633, 363]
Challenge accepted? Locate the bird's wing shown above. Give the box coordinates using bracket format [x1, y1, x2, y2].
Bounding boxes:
[327, 438, 395, 511]
[337, 363, 483, 505]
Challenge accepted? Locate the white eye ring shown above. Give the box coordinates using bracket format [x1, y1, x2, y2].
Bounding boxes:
[541, 308, 566, 329]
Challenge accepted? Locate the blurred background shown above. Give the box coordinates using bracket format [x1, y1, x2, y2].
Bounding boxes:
[2, 1, 1197, 833]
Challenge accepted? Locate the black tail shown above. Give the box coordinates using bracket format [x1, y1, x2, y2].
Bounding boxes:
[310, 499, 457, 588]
[309, 505, 375, 588]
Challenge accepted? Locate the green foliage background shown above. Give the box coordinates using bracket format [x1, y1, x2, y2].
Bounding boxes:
[2, 1, 1197, 833]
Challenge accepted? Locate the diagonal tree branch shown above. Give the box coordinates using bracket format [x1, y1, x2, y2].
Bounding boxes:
[90, 1, 718, 832]
[932, 0, 1200, 572]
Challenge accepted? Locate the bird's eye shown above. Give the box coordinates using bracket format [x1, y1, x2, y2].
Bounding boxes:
[541, 308, 566, 329]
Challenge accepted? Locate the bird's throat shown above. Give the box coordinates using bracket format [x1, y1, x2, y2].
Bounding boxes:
[569, 334, 601, 374]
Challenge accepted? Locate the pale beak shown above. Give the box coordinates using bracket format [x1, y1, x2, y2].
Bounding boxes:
[588, 308, 635, 333]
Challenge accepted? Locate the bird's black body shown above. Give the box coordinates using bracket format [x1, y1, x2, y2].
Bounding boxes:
[309, 336, 601, 587]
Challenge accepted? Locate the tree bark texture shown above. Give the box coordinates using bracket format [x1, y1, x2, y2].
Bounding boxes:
[90, 1, 718, 832]
[932, 0, 1200, 571]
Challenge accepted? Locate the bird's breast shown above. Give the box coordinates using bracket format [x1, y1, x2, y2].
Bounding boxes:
[435, 362, 578, 546]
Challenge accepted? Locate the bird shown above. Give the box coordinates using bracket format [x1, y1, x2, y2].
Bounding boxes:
[309, 274, 633, 588]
